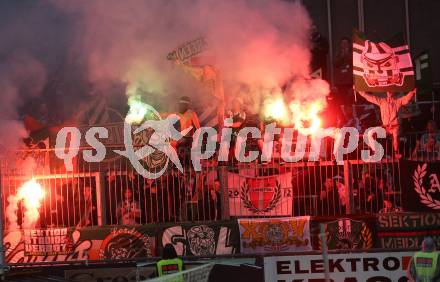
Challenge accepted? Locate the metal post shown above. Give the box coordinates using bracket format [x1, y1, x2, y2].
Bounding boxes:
[97, 171, 107, 226]
[357, 0, 365, 32]
[219, 166, 230, 220]
[326, 0, 334, 86]
[0, 165, 5, 280]
[405, 0, 411, 48]
[343, 160, 354, 214]
[320, 224, 330, 282]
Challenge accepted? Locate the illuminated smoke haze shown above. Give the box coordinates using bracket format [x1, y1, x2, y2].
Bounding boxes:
[0, 0, 329, 149]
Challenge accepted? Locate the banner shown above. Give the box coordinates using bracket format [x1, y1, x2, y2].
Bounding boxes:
[5, 226, 156, 263]
[310, 68, 322, 79]
[377, 212, 440, 249]
[167, 37, 208, 63]
[161, 221, 239, 257]
[23, 228, 71, 256]
[353, 29, 414, 93]
[401, 161, 440, 212]
[227, 172, 293, 216]
[264, 251, 414, 282]
[168, 37, 223, 127]
[238, 217, 311, 254]
[312, 217, 375, 251]
[414, 50, 433, 95]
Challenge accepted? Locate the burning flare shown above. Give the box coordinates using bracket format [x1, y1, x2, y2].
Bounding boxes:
[261, 79, 328, 136]
[263, 95, 290, 124]
[6, 179, 45, 230]
[125, 94, 161, 125]
[289, 99, 324, 135]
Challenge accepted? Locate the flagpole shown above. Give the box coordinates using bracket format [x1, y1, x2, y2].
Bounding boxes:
[357, 0, 365, 32]
[405, 0, 411, 49]
[0, 166, 5, 280]
[320, 224, 330, 282]
[356, 0, 364, 104]
[326, 0, 334, 87]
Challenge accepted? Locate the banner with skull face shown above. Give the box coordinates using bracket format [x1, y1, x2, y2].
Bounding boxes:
[161, 221, 240, 257]
[311, 217, 376, 251]
[353, 29, 414, 93]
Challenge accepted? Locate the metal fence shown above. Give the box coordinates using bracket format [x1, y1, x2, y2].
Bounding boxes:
[3, 130, 432, 229]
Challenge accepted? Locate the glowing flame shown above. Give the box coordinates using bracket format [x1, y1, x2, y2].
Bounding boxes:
[262, 95, 324, 135]
[263, 95, 290, 124]
[289, 99, 324, 135]
[17, 179, 45, 228]
[125, 95, 149, 124]
[125, 94, 161, 125]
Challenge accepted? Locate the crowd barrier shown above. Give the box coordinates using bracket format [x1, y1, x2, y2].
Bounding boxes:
[1, 146, 415, 228]
[2, 140, 440, 267]
[3, 212, 440, 267]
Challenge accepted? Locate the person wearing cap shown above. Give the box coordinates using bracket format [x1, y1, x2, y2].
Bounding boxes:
[407, 237, 440, 282]
[356, 88, 416, 158]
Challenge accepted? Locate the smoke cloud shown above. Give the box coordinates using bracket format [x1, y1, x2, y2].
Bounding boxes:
[53, 0, 315, 110]
[0, 54, 47, 152]
[0, 0, 328, 151]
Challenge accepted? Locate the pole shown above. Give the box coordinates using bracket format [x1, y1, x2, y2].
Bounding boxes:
[405, 0, 411, 49]
[0, 165, 5, 280]
[326, 0, 334, 87]
[357, 0, 365, 32]
[343, 160, 354, 214]
[320, 224, 330, 282]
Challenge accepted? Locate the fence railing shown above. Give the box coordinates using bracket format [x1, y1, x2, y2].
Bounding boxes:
[1, 131, 439, 229]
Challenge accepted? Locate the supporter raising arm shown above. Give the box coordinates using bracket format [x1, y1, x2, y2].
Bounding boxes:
[356, 88, 416, 158]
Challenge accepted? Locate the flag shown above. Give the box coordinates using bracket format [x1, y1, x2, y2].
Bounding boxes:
[196, 104, 219, 127]
[353, 29, 414, 93]
[414, 50, 432, 94]
[167, 37, 208, 63]
[227, 172, 293, 216]
[310, 68, 322, 79]
[75, 96, 114, 126]
[169, 37, 224, 127]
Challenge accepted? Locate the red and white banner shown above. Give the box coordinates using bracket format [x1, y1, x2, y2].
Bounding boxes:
[264, 251, 414, 282]
[238, 217, 311, 254]
[227, 172, 293, 216]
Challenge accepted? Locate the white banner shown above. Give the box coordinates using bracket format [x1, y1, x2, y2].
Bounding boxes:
[264, 251, 414, 282]
[227, 172, 293, 216]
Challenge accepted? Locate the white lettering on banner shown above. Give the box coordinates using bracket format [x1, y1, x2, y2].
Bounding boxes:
[264, 252, 414, 282]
